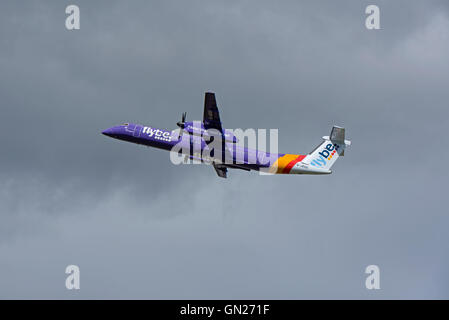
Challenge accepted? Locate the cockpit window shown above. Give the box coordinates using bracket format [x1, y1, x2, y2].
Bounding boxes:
[122, 123, 129, 126]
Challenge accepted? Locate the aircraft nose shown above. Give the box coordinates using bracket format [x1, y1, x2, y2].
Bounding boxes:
[102, 127, 115, 137]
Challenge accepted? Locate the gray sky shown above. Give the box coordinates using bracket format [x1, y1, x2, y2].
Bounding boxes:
[0, 0, 448, 299]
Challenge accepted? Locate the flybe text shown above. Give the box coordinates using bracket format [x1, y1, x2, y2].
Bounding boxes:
[143, 127, 172, 141]
[310, 143, 339, 167]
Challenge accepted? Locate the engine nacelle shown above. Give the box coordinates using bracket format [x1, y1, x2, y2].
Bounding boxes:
[183, 122, 238, 143]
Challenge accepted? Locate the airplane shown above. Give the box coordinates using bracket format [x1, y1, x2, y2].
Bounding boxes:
[102, 92, 351, 178]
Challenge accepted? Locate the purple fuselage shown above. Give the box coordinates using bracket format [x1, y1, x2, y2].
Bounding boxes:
[102, 123, 283, 170]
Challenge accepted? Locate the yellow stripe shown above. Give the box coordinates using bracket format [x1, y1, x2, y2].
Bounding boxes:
[269, 154, 299, 174]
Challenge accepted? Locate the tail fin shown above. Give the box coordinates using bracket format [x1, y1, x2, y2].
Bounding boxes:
[307, 126, 351, 171]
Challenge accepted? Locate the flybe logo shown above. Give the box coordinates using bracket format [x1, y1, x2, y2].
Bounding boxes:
[143, 127, 172, 142]
[310, 143, 339, 167]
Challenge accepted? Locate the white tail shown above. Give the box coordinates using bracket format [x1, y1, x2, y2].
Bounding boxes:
[307, 126, 351, 171]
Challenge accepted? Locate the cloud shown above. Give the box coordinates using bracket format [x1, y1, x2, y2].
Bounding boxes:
[0, 0, 448, 298]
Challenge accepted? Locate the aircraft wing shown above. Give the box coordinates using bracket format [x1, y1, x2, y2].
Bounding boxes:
[212, 162, 227, 178]
[203, 92, 223, 133]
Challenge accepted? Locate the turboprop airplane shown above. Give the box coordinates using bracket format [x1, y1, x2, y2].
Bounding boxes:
[102, 92, 351, 178]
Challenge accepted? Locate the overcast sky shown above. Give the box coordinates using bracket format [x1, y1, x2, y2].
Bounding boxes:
[1, 0, 448, 299]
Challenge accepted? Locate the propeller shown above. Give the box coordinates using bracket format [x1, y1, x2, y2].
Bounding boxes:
[176, 112, 187, 137]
